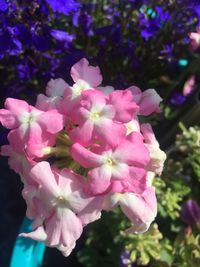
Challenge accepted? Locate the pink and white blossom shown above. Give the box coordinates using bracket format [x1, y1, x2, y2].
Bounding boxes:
[128, 86, 162, 116]
[71, 132, 150, 194]
[141, 123, 166, 175]
[103, 187, 157, 233]
[0, 98, 64, 155]
[20, 162, 103, 256]
[36, 78, 69, 112]
[69, 89, 126, 147]
[0, 58, 165, 257]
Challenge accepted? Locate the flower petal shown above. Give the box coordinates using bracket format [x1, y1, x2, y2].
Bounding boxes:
[71, 143, 102, 168]
[70, 58, 102, 87]
[19, 226, 47, 241]
[88, 166, 112, 194]
[45, 208, 83, 247]
[30, 161, 59, 196]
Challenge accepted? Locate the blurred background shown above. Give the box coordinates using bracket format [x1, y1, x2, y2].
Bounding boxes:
[0, 1, 200, 266]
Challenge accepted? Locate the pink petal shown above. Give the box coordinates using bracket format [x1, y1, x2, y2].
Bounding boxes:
[80, 89, 107, 110]
[88, 166, 112, 194]
[38, 110, 64, 134]
[102, 193, 121, 211]
[95, 119, 126, 147]
[45, 208, 82, 247]
[30, 161, 59, 196]
[46, 78, 69, 97]
[119, 187, 157, 233]
[117, 132, 150, 167]
[0, 109, 19, 129]
[109, 90, 138, 122]
[36, 94, 62, 111]
[139, 89, 162, 116]
[110, 166, 147, 194]
[70, 58, 102, 87]
[56, 169, 78, 195]
[128, 166, 147, 194]
[8, 128, 27, 151]
[22, 184, 38, 219]
[127, 86, 142, 104]
[69, 190, 103, 226]
[69, 119, 94, 146]
[140, 123, 157, 144]
[4, 98, 29, 115]
[71, 143, 102, 168]
[111, 163, 130, 180]
[19, 226, 47, 241]
[57, 243, 76, 257]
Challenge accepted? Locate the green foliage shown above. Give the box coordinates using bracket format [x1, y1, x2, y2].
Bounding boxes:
[173, 229, 200, 267]
[176, 124, 200, 183]
[154, 159, 190, 220]
[122, 224, 170, 265]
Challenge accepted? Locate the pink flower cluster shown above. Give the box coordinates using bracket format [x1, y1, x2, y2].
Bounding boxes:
[0, 58, 166, 256]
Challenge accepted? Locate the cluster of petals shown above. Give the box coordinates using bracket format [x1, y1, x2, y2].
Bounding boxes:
[0, 58, 166, 256]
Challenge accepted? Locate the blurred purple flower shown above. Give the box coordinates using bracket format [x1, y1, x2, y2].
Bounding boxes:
[181, 200, 200, 227]
[0, 0, 7, 12]
[139, 5, 171, 40]
[46, 0, 80, 15]
[17, 63, 30, 80]
[120, 250, 131, 267]
[50, 29, 74, 47]
[0, 28, 22, 58]
[170, 92, 186, 105]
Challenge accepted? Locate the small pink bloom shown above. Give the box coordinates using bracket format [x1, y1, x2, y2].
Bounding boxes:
[103, 187, 157, 233]
[69, 89, 126, 147]
[36, 78, 69, 112]
[0, 98, 64, 154]
[141, 123, 166, 175]
[182, 75, 196, 96]
[71, 58, 102, 88]
[108, 89, 138, 122]
[189, 27, 200, 51]
[71, 132, 149, 195]
[63, 58, 103, 116]
[1, 145, 30, 175]
[20, 162, 103, 255]
[128, 86, 162, 116]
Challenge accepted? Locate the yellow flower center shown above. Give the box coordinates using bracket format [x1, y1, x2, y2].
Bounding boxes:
[56, 195, 68, 205]
[106, 157, 116, 166]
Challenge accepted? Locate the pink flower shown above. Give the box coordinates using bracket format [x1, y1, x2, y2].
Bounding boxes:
[71, 132, 150, 195]
[36, 78, 69, 112]
[189, 27, 200, 51]
[128, 86, 162, 116]
[0, 98, 64, 155]
[0, 58, 165, 257]
[69, 89, 126, 147]
[0, 145, 34, 179]
[103, 187, 157, 233]
[108, 89, 138, 123]
[63, 58, 103, 115]
[70, 58, 102, 88]
[182, 75, 196, 96]
[141, 123, 166, 175]
[20, 162, 103, 256]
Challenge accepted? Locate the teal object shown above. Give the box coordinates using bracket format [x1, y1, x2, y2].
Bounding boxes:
[10, 217, 45, 267]
[178, 58, 188, 67]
